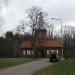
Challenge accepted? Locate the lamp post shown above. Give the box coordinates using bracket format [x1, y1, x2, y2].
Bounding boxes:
[47, 24, 54, 39]
[50, 18, 63, 60]
[51, 18, 62, 33]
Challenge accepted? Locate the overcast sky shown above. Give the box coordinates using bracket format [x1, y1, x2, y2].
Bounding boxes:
[0, 0, 75, 35]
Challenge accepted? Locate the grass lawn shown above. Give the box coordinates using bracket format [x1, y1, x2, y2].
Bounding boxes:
[32, 59, 75, 75]
[0, 58, 39, 69]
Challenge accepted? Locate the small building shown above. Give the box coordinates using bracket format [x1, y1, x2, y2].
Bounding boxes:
[20, 29, 62, 58]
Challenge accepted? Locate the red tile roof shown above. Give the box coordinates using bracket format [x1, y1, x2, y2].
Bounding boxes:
[20, 40, 62, 49]
[45, 40, 62, 48]
[20, 41, 32, 49]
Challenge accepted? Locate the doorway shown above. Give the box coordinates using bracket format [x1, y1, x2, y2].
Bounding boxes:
[35, 48, 45, 58]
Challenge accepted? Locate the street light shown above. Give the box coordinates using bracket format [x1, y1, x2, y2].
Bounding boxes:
[50, 18, 63, 60]
[50, 18, 62, 33]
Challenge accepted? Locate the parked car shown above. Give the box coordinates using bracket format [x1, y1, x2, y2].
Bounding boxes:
[49, 53, 59, 62]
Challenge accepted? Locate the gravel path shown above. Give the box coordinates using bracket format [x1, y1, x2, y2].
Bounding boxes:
[0, 59, 51, 75]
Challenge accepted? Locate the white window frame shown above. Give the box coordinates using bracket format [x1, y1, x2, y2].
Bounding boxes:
[23, 50, 25, 55]
[51, 50, 55, 53]
[47, 50, 50, 55]
[27, 50, 30, 55]
[56, 50, 58, 54]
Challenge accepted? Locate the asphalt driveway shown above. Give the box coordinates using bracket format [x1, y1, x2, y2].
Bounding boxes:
[0, 58, 50, 75]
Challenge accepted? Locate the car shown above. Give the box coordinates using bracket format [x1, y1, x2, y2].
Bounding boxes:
[49, 53, 59, 62]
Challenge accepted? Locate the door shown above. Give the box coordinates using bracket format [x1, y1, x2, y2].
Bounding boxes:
[35, 48, 45, 58]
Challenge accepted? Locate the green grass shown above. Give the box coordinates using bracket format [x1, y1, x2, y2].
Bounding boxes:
[32, 59, 75, 75]
[0, 58, 39, 69]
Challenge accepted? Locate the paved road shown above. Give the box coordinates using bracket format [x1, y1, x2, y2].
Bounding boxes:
[0, 59, 51, 75]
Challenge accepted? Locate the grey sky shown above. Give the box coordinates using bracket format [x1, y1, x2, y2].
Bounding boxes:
[0, 0, 75, 34]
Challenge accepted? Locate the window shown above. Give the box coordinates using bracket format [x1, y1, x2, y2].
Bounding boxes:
[32, 50, 33, 54]
[23, 50, 25, 55]
[51, 50, 54, 53]
[51, 50, 58, 54]
[56, 50, 58, 54]
[27, 50, 30, 55]
[47, 50, 50, 55]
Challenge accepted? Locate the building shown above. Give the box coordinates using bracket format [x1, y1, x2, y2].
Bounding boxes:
[20, 29, 62, 58]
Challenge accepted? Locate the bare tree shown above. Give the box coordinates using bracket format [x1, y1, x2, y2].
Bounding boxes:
[16, 19, 28, 35]
[17, 6, 48, 35]
[26, 6, 48, 57]
[16, 6, 48, 57]
[26, 6, 47, 29]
